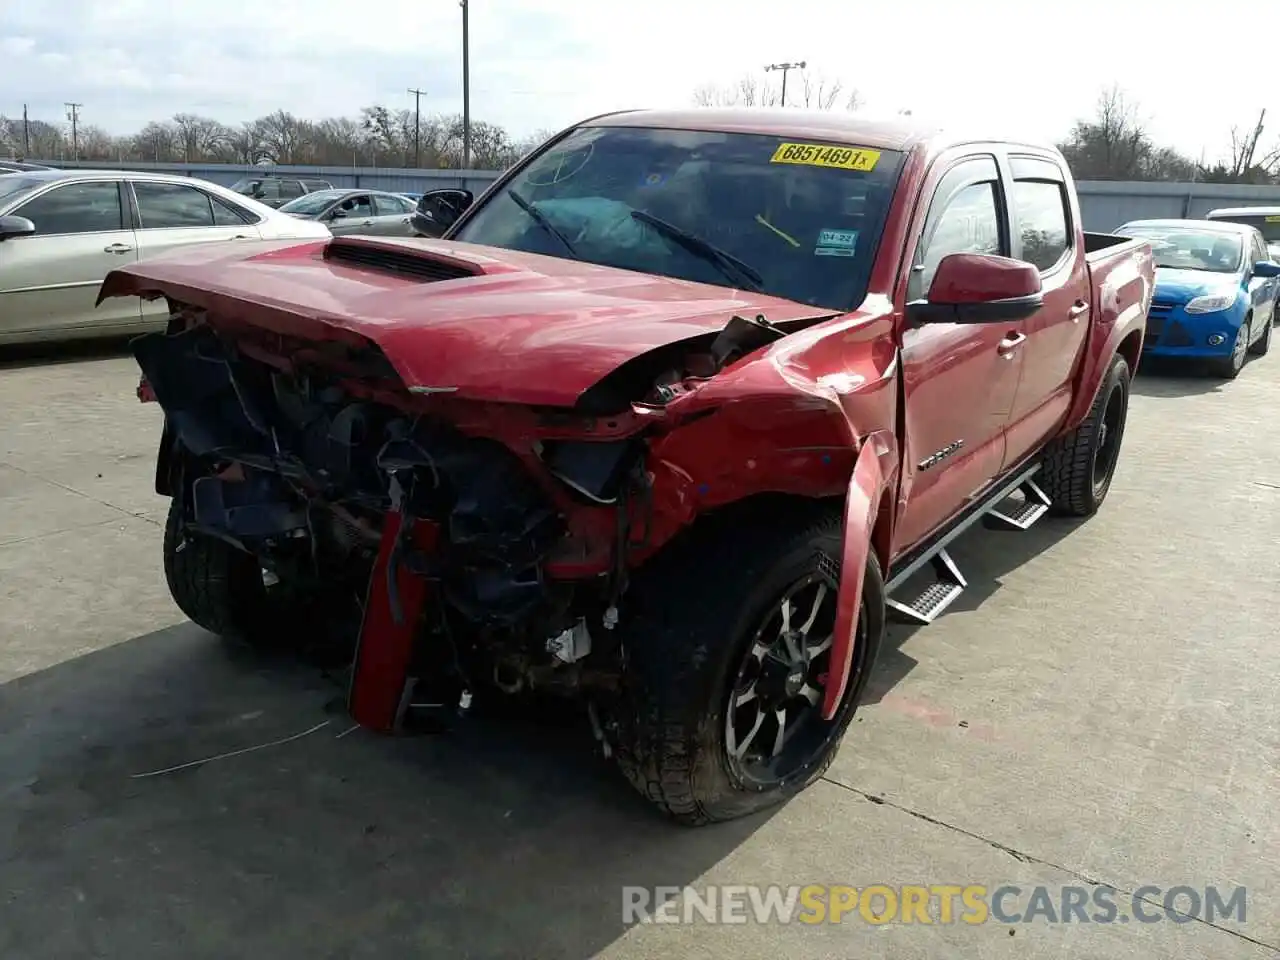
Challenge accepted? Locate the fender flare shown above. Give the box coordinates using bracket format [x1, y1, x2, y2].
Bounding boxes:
[822, 433, 889, 719]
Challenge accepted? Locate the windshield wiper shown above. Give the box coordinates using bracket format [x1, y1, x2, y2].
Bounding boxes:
[630, 210, 763, 292]
[507, 189, 579, 258]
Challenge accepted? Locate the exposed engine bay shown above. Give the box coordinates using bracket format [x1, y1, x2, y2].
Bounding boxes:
[136, 305, 820, 714]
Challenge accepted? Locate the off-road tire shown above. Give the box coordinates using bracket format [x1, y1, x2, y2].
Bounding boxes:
[611, 502, 886, 825]
[163, 499, 271, 643]
[1210, 316, 1251, 379]
[1039, 352, 1131, 517]
[1248, 315, 1272, 357]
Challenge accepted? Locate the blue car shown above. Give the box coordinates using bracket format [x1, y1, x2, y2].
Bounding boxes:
[1115, 219, 1279, 378]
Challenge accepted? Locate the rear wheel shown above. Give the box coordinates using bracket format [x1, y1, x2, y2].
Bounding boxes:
[1039, 352, 1131, 517]
[611, 504, 885, 825]
[1211, 316, 1251, 378]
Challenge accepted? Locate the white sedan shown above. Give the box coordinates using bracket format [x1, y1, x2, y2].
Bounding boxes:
[0, 169, 332, 345]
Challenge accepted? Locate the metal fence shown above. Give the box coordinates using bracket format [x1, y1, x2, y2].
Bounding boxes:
[32, 159, 1280, 230]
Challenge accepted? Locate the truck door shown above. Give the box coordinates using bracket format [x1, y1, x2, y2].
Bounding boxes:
[999, 156, 1090, 467]
[893, 154, 1024, 555]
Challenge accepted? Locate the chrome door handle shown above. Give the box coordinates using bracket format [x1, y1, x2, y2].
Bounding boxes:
[401, 217, 410, 223]
[997, 332, 1027, 356]
[103, 243, 132, 254]
[1068, 299, 1090, 320]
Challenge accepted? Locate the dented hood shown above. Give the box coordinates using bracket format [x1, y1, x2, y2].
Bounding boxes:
[99, 235, 827, 407]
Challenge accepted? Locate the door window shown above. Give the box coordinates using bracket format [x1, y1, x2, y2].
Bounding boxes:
[13, 181, 124, 235]
[909, 164, 1004, 302]
[373, 194, 412, 215]
[1012, 180, 1070, 271]
[134, 182, 216, 229]
[334, 194, 374, 218]
[279, 181, 305, 199]
[212, 196, 255, 226]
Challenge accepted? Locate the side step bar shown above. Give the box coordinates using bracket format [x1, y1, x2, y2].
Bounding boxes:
[885, 461, 1050, 626]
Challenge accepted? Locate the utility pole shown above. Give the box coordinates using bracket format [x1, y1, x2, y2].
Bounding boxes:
[764, 61, 805, 107]
[65, 102, 82, 160]
[460, 0, 471, 169]
[22, 104, 29, 158]
[407, 87, 426, 167]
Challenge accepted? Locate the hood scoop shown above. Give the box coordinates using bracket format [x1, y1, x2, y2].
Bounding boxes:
[323, 236, 481, 283]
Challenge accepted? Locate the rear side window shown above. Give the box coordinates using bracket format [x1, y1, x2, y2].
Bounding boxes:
[134, 182, 216, 229]
[279, 181, 305, 199]
[212, 196, 255, 226]
[14, 181, 124, 235]
[1012, 180, 1070, 271]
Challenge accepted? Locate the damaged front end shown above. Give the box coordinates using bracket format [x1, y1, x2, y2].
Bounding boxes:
[134, 300, 837, 732]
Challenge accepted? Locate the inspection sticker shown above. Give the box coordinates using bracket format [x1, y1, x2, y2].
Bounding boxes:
[771, 142, 881, 171]
[817, 229, 858, 248]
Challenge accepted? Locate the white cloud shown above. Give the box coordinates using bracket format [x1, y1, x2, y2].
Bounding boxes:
[0, 0, 1263, 162]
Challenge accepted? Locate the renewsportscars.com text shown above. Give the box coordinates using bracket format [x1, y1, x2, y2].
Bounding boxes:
[623, 884, 1248, 926]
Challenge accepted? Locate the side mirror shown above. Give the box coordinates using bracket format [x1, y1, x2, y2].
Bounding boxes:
[1252, 260, 1280, 278]
[908, 253, 1044, 325]
[329, 209, 347, 220]
[0, 215, 35, 241]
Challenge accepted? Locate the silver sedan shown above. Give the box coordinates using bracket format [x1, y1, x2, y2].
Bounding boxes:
[277, 188, 420, 237]
[0, 169, 332, 345]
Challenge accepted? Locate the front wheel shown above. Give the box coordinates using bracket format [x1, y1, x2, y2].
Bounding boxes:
[1248, 315, 1272, 357]
[1039, 352, 1131, 517]
[1210, 316, 1251, 378]
[611, 504, 885, 825]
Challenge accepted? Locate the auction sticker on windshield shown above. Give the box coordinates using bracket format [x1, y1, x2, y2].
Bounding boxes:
[771, 143, 881, 171]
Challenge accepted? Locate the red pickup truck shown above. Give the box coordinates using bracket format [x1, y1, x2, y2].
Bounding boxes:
[101, 109, 1153, 824]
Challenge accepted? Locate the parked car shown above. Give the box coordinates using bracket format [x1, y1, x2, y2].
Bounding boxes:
[409, 188, 475, 237]
[1115, 218, 1276, 377]
[102, 109, 1153, 824]
[1204, 206, 1280, 260]
[228, 175, 333, 208]
[0, 169, 331, 345]
[278, 188, 418, 236]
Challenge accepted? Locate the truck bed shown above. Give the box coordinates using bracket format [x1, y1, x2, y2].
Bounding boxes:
[1083, 231, 1142, 260]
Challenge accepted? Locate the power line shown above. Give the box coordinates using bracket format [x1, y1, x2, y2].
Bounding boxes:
[764, 62, 805, 107]
[407, 87, 426, 166]
[64, 101, 82, 161]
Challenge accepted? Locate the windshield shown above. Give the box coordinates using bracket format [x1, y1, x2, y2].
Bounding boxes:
[279, 190, 346, 215]
[1116, 224, 1243, 273]
[452, 125, 904, 310]
[1208, 212, 1280, 244]
[0, 175, 43, 206]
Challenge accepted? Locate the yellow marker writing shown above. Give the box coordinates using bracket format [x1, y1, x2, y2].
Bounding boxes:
[756, 214, 800, 247]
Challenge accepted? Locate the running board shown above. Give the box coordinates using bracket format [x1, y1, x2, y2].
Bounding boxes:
[885, 548, 967, 625]
[984, 477, 1052, 531]
[885, 460, 1047, 628]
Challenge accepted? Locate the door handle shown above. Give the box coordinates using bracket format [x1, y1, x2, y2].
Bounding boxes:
[1068, 299, 1090, 320]
[360, 219, 374, 225]
[401, 217, 410, 223]
[103, 243, 132, 254]
[997, 332, 1027, 357]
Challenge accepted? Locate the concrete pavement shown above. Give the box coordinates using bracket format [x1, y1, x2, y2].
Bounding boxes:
[1, 344, 1277, 959]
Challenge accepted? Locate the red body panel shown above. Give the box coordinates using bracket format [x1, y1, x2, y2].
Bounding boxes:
[98, 236, 828, 407]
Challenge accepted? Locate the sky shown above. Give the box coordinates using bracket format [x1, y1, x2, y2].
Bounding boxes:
[0, 0, 1257, 164]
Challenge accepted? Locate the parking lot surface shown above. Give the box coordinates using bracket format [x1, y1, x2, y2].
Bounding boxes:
[1, 344, 1278, 959]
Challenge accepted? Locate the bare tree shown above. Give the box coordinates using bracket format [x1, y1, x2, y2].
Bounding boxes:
[254, 110, 310, 164]
[1056, 84, 1189, 181]
[695, 71, 860, 111]
[171, 113, 229, 162]
[133, 120, 176, 162]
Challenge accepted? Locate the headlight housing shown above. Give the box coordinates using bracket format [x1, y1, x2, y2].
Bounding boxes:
[1183, 293, 1236, 314]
